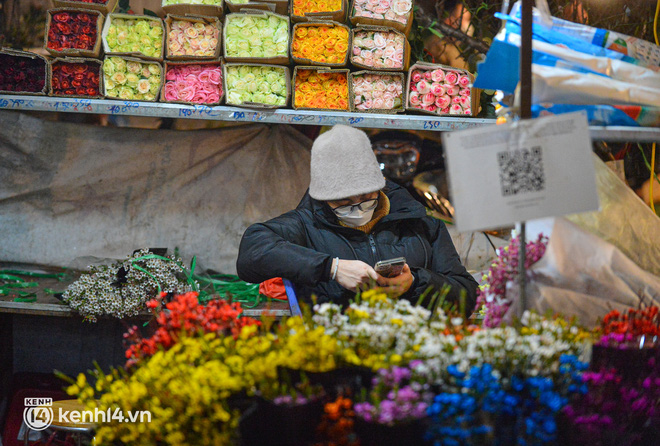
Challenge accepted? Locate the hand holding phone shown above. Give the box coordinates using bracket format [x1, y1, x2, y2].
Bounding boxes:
[374, 257, 406, 278]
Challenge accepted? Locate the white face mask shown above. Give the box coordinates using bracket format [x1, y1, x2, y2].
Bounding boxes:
[334, 206, 376, 227]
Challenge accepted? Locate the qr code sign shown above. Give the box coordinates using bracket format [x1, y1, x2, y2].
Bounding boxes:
[497, 146, 545, 196]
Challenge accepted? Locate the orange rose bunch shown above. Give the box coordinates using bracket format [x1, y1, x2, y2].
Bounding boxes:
[292, 0, 343, 17]
[292, 25, 349, 65]
[295, 69, 349, 110]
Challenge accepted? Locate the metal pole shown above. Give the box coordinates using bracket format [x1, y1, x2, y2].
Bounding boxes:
[518, 0, 533, 317]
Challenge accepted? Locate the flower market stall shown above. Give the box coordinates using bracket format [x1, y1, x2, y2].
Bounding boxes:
[0, 0, 659, 445]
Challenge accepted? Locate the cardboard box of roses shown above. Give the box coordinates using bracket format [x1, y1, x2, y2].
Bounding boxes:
[226, 0, 288, 16]
[222, 62, 290, 109]
[405, 62, 480, 117]
[49, 57, 104, 99]
[290, 0, 348, 23]
[161, 0, 224, 19]
[0, 48, 49, 95]
[52, 0, 119, 15]
[162, 59, 225, 106]
[291, 21, 350, 67]
[102, 56, 164, 101]
[349, 70, 405, 114]
[348, 0, 413, 36]
[223, 10, 290, 65]
[102, 13, 166, 62]
[292, 65, 350, 111]
[164, 14, 222, 60]
[350, 25, 410, 72]
[45, 8, 104, 59]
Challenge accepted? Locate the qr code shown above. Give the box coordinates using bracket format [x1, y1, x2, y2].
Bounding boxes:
[497, 146, 545, 196]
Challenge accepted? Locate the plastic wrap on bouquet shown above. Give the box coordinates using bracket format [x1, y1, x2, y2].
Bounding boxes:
[503, 216, 660, 328]
[566, 155, 660, 277]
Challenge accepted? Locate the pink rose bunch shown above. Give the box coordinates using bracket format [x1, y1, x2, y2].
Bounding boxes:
[168, 20, 220, 57]
[162, 64, 223, 104]
[352, 30, 405, 69]
[353, 73, 404, 111]
[353, 0, 412, 25]
[408, 68, 473, 115]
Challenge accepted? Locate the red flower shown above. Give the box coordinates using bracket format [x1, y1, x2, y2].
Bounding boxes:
[56, 22, 72, 35]
[87, 87, 98, 96]
[53, 12, 70, 23]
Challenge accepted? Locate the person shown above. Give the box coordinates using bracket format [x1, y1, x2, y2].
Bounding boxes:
[236, 125, 478, 314]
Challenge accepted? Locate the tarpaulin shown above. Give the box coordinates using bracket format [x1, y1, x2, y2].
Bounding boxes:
[0, 110, 311, 273]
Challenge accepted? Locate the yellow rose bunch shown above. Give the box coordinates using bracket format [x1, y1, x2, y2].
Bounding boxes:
[292, 0, 343, 16]
[292, 25, 349, 65]
[294, 69, 349, 110]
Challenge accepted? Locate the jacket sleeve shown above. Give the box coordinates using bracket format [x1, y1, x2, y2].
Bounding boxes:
[236, 210, 334, 286]
[405, 218, 479, 316]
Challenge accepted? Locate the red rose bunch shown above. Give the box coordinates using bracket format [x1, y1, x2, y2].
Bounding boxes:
[124, 291, 260, 367]
[51, 61, 101, 97]
[47, 11, 98, 52]
[0, 54, 46, 93]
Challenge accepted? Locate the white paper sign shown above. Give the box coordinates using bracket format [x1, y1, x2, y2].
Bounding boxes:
[442, 112, 599, 232]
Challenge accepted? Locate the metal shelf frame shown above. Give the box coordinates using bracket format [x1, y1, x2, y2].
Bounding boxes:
[1, 94, 659, 141]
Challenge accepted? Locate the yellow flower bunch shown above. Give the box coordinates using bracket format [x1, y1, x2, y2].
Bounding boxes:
[67, 334, 242, 446]
[275, 317, 340, 373]
[292, 0, 343, 17]
[291, 25, 349, 64]
[294, 69, 349, 110]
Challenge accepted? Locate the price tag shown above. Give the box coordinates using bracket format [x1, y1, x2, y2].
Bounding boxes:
[442, 112, 599, 232]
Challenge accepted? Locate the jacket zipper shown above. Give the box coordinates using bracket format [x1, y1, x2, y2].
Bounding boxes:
[368, 233, 378, 263]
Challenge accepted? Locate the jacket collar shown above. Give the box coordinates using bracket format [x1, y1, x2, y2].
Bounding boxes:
[297, 180, 427, 231]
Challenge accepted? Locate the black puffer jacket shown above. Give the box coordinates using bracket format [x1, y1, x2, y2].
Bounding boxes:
[236, 181, 478, 313]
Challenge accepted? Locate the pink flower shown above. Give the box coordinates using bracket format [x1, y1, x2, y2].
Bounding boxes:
[409, 91, 420, 106]
[463, 108, 472, 115]
[207, 92, 221, 103]
[363, 99, 373, 109]
[444, 71, 459, 85]
[353, 46, 361, 56]
[458, 74, 471, 87]
[166, 69, 178, 81]
[445, 85, 459, 96]
[423, 71, 432, 81]
[192, 91, 209, 104]
[384, 97, 395, 109]
[435, 94, 451, 109]
[373, 33, 387, 48]
[441, 107, 450, 114]
[373, 98, 385, 109]
[452, 96, 462, 104]
[179, 86, 196, 102]
[430, 83, 445, 96]
[208, 69, 222, 85]
[198, 70, 211, 83]
[384, 59, 397, 68]
[431, 69, 445, 82]
[416, 80, 430, 94]
[421, 92, 435, 106]
[449, 103, 462, 114]
[424, 104, 437, 112]
[411, 71, 422, 83]
[362, 39, 375, 49]
[459, 88, 471, 96]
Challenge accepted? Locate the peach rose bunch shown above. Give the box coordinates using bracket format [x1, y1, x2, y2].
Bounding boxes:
[353, 0, 412, 25]
[352, 30, 405, 69]
[294, 69, 349, 110]
[352, 73, 403, 111]
[167, 19, 220, 57]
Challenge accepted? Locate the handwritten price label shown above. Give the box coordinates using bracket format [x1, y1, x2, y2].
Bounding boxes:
[108, 101, 140, 114]
[179, 105, 221, 118]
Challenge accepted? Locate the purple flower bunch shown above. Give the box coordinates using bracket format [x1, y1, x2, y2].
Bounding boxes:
[562, 356, 660, 446]
[354, 363, 431, 425]
[476, 234, 548, 327]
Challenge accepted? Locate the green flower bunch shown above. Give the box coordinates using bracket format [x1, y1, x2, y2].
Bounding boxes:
[225, 65, 288, 106]
[103, 56, 162, 100]
[224, 14, 289, 59]
[105, 17, 164, 59]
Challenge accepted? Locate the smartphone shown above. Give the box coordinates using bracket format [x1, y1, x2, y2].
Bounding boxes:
[374, 257, 406, 278]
